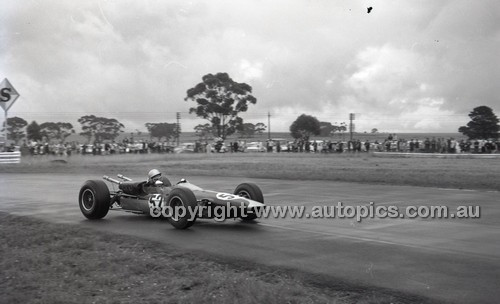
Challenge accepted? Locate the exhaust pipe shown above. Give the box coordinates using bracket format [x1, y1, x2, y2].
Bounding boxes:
[103, 175, 121, 185]
[117, 174, 132, 181]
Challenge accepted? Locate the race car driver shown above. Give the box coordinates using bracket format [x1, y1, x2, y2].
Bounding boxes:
[141, 169, 165, 194]
[147, 169, 163, 186]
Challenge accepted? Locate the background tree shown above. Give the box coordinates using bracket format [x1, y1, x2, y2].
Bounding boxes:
[254, 122, 266, 135]
[145, 122, 178, 141]
[319, 122, 343, 137]
[371, 128, 379, 134]
[319, 121, 347, 137]
[459, 106, 499, 139]
[289, 114, 321, 141]
[57, 122, 75, 141]
[185, 72, 257, 139]
[78, 115, 124, 143]
[4, 116, 27, 144]
[39, 122, 59, 141]
[27, 121, 42, 142]
[331, 122, 347, 138]
[319, 122, 333, 137]
[237, 123, 256, 138]
[39, 122, 75, 142]
[194, 123, 214, 140]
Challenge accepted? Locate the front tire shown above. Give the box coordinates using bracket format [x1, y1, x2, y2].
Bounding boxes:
[166, 188, 197, 229]
[79, 180, 110, 220]
[234, 183, 264, 221]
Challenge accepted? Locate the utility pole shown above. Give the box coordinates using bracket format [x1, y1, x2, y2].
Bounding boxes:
[267, 111, 271, 140]
[349, 113, 355, 141]
[176, 112, 181, 146]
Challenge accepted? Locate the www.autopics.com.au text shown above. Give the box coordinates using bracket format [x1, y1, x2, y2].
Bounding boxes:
[149, 202, 480, 222]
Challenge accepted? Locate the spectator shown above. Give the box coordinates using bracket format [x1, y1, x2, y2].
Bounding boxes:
[355, 140, 361, 152]
[424, 138, 430, 152]
[364, 140, 370, 152]
[337, 141, 344, 153]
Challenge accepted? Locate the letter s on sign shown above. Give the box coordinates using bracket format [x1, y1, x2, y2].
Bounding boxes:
[0, 88, 11, 102]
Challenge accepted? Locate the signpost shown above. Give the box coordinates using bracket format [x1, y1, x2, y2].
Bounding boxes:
[0, 78, 20, 143]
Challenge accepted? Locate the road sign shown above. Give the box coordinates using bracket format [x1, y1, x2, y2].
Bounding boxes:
[0, 78, 20, 111]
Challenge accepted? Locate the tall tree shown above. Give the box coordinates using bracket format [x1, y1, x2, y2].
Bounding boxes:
[39, 122, 75, 142]
[458, 106, 499, 139]
[5, 116, 28, 144]
[289, 114, 321, 141]
[78, 115, 124, 143]
[27, 121, 42, 141]
[145, 122, 178, 141]
[185, 72, 257, 139]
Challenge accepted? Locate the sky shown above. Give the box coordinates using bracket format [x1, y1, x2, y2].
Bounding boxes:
[1, 0, 499, 134]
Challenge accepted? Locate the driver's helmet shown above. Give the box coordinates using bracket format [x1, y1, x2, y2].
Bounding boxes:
[148, 169, 162, 183]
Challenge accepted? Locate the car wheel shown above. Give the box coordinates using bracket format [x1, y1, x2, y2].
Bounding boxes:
[166, 188, 197, 229]
[79, 180, 110, 220]
[234, 183, 264, 221]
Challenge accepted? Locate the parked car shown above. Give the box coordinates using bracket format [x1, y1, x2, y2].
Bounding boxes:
[174, 143, 196, 153]
[245, 142, 266, 152]
[211, 142, 228, 153]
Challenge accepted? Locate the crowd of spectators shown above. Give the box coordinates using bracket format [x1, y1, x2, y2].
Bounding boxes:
[369, 134, 500, 154]
[225, 135, 500, 154]
[8, 134, 500, 156]
[15, 138, 175, 156]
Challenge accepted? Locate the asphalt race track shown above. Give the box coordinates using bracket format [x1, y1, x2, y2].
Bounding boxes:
[1, 173, 499, 303]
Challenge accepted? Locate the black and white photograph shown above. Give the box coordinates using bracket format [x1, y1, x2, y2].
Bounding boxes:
[1, 1, 499, 303]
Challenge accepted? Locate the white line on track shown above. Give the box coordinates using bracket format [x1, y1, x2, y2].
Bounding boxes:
[260, 222, 416, 246]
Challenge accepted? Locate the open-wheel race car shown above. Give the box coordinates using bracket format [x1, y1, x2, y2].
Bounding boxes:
[78, 173, 265, 229]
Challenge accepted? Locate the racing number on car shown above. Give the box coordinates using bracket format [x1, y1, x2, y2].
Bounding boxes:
[148, 194, 163, 216]
[216, 193, 237, 200]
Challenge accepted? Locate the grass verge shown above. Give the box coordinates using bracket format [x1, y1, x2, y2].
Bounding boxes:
[0, 212, 434, 304]
[1, 153, 499, 191]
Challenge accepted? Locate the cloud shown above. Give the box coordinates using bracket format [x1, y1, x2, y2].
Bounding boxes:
[1, 0, 498, 134]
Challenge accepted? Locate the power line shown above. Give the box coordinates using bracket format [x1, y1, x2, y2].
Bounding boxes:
[8, 110, 479, 117]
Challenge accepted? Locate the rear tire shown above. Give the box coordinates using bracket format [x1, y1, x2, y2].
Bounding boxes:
[79, 180, 110, 220]
[234, 183, 264, 221]
[166, 188, 197, 229]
